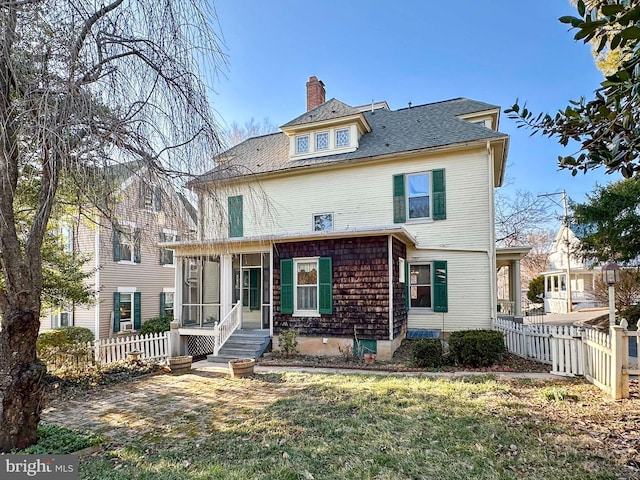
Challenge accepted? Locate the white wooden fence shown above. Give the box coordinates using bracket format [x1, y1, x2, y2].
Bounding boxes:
[494, 318, 638, 399]
[92, 331, 170, 364]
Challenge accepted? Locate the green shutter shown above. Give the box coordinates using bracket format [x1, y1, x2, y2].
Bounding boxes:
[154, 186, 162, 212]
[113, 292, 121, 332]
[280, 259, 293, 314]
[404, 260, 410, 311]
[160, 292, 166, 316]
[134, 228, 141, 263]
[393, 174, 406, 223]
[432, 169, 446, 220]
[228, 195, 243, 237]
[433, 260, 448, 312]
[113, 225, 121, 262]
[134, 292, 142, 330]
[318, 257, 332, 315]
[139, 183, 146, 209]
[249, 269, 260, 311]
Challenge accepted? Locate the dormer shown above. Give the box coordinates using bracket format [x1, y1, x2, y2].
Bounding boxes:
[280, 77, 372, 160]
[456, 107, 501, 130]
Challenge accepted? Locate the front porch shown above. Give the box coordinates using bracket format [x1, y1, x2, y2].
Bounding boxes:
[496, 246, 531, 319]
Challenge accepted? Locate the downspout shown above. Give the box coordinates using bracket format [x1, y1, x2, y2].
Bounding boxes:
[94, 225, 101, 340]
[487, 141, 497, 326]
[388, 236, 394, 341]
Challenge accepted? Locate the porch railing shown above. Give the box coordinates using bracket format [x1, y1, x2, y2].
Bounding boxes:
[213, 301, 242, 356]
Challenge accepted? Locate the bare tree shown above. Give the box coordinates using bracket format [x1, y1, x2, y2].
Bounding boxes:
[222, 117, 278, 149]
[495, 189, 553, 247]
[520, 230, 554, 287]
[0, 0, 224, 451]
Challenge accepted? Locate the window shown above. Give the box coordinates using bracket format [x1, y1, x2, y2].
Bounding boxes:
[161, 291, 174, 317]
[140, 183, 162, 212]
[280, 257, 332, 315]
[113, 225, 141, 263]
[60, 224, 73, 253]
[336, 128, 350, 148]
[315, 132, 329, 151]
[51, 306, 73, 328]
[409, 264, 432, 308]
[114, 290, 141, 332]
[160, 230, 177, 265]
[313, 213, 333, 231]
[408, 173, 430, 219]
[296, 260, 318, 312]
[406, 260, 448, 312]
[296, 135, 309, 154]
[393, 169, 446, 223]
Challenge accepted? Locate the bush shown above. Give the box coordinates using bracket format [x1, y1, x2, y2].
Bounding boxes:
[527, 275, 545, 303]
[278, 330, 298, 357]
[449, 330, 505, 367]
[37, 327, 94, 370]
[412, 338, 443, 368]
[620, 305, 640, 330]
[140, 315, 172, 335]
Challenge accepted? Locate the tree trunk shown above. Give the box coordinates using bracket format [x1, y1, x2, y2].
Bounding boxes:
[0, 305, 46, 452]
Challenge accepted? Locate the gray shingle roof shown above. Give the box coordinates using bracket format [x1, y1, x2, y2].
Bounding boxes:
[281, 98, 361, 128]
[194, 97, 507, 185]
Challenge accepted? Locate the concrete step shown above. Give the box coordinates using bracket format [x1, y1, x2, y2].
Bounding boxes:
[206, 329, 271, 363]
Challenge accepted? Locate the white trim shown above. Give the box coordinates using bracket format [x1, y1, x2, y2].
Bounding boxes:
[117, 286, 137, 293]
[162, 287, 175, 293]
[94, 225, 101, 340]
[293, 257, 320, 316]
[269, 244, 274, 337]
[388, 236, 393, 341]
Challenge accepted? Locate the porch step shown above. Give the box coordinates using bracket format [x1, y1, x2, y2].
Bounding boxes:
[207, 329, 271, 363]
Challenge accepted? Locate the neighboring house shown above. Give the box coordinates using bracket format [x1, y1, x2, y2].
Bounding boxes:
[169, 76, 519, 359]
[42, 161, 197, 339]
[541, 224, 601, 313]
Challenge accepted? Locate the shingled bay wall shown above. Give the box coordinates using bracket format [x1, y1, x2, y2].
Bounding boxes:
[273, 235, 406, 340]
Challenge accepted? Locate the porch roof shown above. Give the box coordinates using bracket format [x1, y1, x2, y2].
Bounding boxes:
[162, 225, 418, 255]
[496, 246, 531, 268]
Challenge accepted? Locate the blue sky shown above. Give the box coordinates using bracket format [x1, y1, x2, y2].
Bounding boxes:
[208, 0, 617, 208]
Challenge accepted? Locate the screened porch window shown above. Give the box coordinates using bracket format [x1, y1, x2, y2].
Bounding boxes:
[181, 256, 221, 327]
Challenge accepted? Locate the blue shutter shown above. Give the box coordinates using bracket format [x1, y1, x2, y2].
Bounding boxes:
[433, 260, 448, 312]
[393, 174, 406, 223]
[318, 257, 332, 315]
[134, 292, 142, 330]
[280, 259, 293, 314]
[228, 195, 243, 237]
[113, 292, 121, 332]
[432, 169, 446, 220]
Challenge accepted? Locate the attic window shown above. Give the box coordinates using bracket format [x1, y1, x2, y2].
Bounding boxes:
[296, 135, 309, 154]
[336, 128, 350, 148]
[315, 132, 329, 151]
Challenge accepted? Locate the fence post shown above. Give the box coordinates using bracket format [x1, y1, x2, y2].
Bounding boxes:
[610, 325, 626, 400]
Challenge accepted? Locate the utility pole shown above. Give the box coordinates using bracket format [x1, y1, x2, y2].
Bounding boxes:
[539, 190, 572, 313]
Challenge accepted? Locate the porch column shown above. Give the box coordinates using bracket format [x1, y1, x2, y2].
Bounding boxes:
[511, 259, 522, 316]
[175, 257, 183, 325]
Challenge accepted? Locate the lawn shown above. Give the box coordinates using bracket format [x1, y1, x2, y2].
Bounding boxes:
[64, 371, 638, 480]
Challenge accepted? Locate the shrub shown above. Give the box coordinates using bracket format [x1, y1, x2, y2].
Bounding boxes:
[140, 315, 172, 335]
[620, 305, 640, 330]
[37, 327, 94, 370]
[527, 275, 545, 303]
[412, 338, 443, 368]
[449, 330, 505, 367]
[278, 330, 298, 357]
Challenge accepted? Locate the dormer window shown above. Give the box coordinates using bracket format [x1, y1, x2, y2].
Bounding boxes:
[336, 128, 350, 148]
[315, 132, 329, 151]
[296, 135, 309, 154]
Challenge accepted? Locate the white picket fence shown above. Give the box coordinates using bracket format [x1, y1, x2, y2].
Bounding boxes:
[494, 318, 639, 399]
[91, 331, 170, 364]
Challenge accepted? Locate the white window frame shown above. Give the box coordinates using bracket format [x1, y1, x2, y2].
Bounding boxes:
[117, 286, 137, 332]
[313, 212, 334, 232]
[407, 172, 431, 221]
[335, 128, 350, 148]
[163, 287, 175, 317]
[51, 306, 73, 328]
[399, 258, 406, 283]
[408, 262, 433, 310]
[296, 134, 310, 154]
[315, 131, 329, 151]
[293, 257, 320, 317]
[142, 182, 161, 213]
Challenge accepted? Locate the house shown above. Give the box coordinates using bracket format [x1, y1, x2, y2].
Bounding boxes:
[43, 161, 197, 339]
[542, 224, 602, 313]
[167, 76, 524, 360]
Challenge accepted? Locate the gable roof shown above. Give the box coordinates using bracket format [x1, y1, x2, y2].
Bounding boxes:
[281, 98, 361, 128]
[193, 97, 508, 186]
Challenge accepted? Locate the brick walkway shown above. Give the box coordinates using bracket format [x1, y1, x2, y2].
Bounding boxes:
[42, 370, 300, 445]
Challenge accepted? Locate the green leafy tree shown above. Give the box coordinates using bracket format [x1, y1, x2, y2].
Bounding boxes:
[0, 0, 222, 451]
[527, 275, 545, 303]
[506, 0, 640, 178]
[570, 177, 640, 262]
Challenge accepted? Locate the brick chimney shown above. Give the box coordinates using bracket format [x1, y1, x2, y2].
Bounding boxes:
[306, 76, 326, 111]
